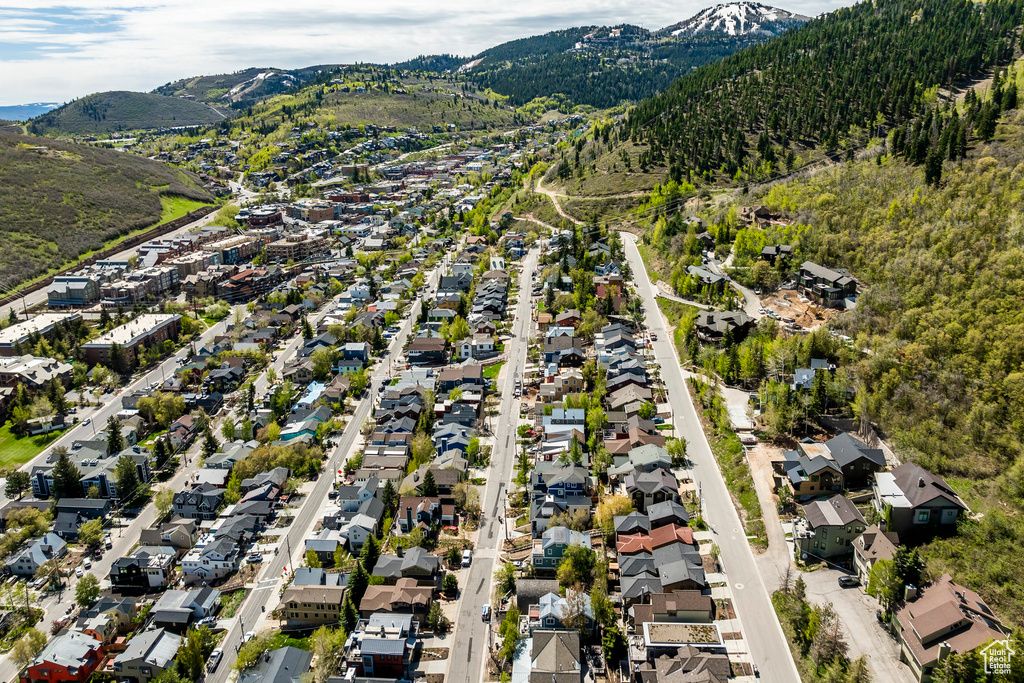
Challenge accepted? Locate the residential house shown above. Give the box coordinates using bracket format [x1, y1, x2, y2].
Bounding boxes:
[112, 628, 181, 683]
[151, 588, 221, 633]
[873, 463, 968, 540]
[372, 546, 441, 587]
[532, 526, 591, 572]
[624, 468, 679, 513]
[19, 630, 105, 683]
[794, 495, 866, 560]
[692, 310, 754, 343]
[280, 584, 348, 629]
[5, 533, 67, 576]
[238, 647, 313, 683]
[894, 574, 1006, 682]
[358, 578, 433, 624]
[173, 483, 224, 520]
[109, 545, 177, 593]
[341, 614, 419, 679]
[798, 261, 858, 308]
[853, 524, 900, 584]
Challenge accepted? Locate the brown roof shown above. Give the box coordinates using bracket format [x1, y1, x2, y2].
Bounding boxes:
[648, 524, 694, 549]
[408, 337, 447, 351]
[650, 590, 713, 616]
[359, 578, 432, 613]
[854, 525, 899, 564]
[895, 573, 1005, 668]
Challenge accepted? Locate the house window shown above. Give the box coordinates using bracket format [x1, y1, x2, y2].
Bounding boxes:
[916, 510, 930, 524]
[821, 530, 827, 539]
[811, 475, 819, 482]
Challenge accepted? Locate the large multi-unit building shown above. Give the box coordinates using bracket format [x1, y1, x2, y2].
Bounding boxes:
[164, 250, 222, 278]
[82, 314, 181, 367]
[0, 312, 83, 357]
[265, 231, 332, 263]
[0, 355, 73, 389]
[202, 235, 263, 265]
[47, 276, 101, 308]
[100, 266, 180, 309]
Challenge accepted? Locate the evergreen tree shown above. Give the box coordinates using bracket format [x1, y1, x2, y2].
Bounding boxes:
[109, 343, 130, 376]
[114, 455, 140, 503]
[106, 415, 124, 455]
[340, 593, 358, 633]
[202, 431, 220, 459]
[51, 449, 83, 500]
[360, 534, 380, 573]
[421, 469, 438, 497]
[348, 561, 369, 606]
[381, 479, 398, 514]
[301, 316, 314, 340]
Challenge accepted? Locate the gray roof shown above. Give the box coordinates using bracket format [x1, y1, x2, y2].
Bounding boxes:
[647, 500, 690, 528]
[114, 628, 181, 669]
[804, 494, 866, 528]
[32, 629, 100, 668]
[614, 513, 650, 536]
[239, 647, 313, 683]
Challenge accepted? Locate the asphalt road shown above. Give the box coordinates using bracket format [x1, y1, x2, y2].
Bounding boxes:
[445, 247, 537, 683]
[621, 232, 801, 683]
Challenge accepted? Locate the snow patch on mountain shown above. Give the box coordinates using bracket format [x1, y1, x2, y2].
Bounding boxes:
[666, 2, 809, 37]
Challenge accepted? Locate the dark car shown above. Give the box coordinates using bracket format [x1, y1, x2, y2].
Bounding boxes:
[838, 575, 859, 588]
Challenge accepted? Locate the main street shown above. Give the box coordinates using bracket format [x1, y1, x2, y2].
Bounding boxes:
[445, 246, 538, 683]
[207, 247, 457, 683]
[621, 232, 801, 683]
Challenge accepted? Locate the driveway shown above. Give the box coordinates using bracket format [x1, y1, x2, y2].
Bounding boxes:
[801, 569, 916, 683]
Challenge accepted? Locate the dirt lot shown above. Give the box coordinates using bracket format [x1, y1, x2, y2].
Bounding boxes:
[758, 288, 844, 331]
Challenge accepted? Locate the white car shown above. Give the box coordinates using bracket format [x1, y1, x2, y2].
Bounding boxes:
[461, 549, 472, 567]
[75, 566, 84, 578]
[244, 631, 256, 643]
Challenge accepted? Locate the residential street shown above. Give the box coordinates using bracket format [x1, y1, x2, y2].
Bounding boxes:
[621, 232, 801, 683]
[206, 251, 455, 683]
[445, 247, 538, 683]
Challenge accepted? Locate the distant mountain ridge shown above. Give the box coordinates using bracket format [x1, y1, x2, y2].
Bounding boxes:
[0, 103, 60, 122]
[663, 1, 809, 37]
[28, 91, 228, 135]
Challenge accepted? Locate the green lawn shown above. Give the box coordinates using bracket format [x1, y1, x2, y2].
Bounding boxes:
[139, 428, 168, 448]
[0, 422, 66, 469]
[483, 362, 504, 380]
[157, 195, 213, 226]
[219, 589, 246, 618]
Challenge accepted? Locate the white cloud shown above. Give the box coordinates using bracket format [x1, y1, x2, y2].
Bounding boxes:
[0, 0, 857, 105]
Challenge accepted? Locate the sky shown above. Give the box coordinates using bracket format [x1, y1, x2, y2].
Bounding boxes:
[0, 0, 856, 105]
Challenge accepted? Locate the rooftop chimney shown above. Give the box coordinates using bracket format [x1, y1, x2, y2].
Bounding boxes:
[918, 477, 925, 487]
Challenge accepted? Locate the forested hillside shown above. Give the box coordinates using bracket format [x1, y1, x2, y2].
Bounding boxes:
[28, 91, 229, 135]
[0, 132, 212, 288]
[741, 102, 1024, 626]
[625, 0, 1024, 184]
[467, 12, 805, 109]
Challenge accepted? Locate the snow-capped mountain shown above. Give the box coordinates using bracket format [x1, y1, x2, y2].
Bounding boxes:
[664, 2, 809, 37]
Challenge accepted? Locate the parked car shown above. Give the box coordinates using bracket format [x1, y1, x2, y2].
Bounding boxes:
[82, 559, 91, 570]
[207, 649, 223, 672]
[244, 631, 255, 643]
[83, 418, 91, 426]
[198, 616, 218, 627]
[838, 575, 859, 588]
[248, 553, 263, 564]
[461, 549, 472, 567]
[481, 605, 491, 621]
[75, 566, 83, 578]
